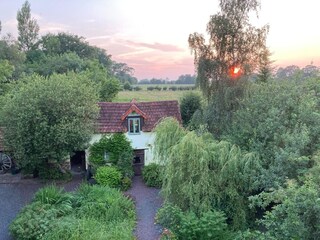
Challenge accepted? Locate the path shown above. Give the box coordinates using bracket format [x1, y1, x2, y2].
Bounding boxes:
[126, 176, 163, 240]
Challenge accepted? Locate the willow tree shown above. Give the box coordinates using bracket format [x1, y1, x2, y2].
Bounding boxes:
[154, 118, 262, 229]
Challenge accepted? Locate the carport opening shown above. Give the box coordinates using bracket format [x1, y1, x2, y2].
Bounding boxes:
[70, 151, 86, 172]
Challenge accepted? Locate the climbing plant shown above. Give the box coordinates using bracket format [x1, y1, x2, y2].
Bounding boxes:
[88, 133, 134, 177]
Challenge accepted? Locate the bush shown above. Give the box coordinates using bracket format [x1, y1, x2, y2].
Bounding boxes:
[142, 163, 163, 188]
[147, 86, 154, 91]
[157, 204, 233, 240]
[123, 81, 132, 91]
[121, 176, 132, 191]
[95, 166, 122, 188]
[180, 92, 202, 127]
[38, 163, 72, 181]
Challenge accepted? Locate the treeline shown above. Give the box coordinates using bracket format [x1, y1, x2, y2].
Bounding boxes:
[139, 74, 196, 84]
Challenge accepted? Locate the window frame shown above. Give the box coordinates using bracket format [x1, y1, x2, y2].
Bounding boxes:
[128, 117, 141, 134]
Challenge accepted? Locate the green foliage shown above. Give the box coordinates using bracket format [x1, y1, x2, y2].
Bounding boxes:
[250, 179, 320, 240]
[157, 204, 233, 240]
[100, 76, 121, 101]
[229, 78, 320, 189]
[155, 118, 261, 229]
[180, 92, 202, 127]
[95, 166, 122, 188]
[74, 184, 135, 222]
[38, 163, 72, 180]
[27, 52, 86, 76]
[123, 81, 132, 90]
[121, 176, 132, 191]
[33, 185, 71, 205]
[189, 0, 268, 100]
[10, 202, 61, 240]
[0, 73, 99, 174]
[10, 184, 135, 240]
[0, 37, 26, 79]
[154, 117, 186, 164]
[142, 163, 163, 188]
[89, 133, 134, 177]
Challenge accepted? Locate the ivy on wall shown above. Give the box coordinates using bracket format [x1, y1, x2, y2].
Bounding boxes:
[89, 133, 134, 177]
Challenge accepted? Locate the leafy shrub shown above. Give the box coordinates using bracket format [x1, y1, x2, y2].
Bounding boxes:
[44, 217, 135, 240]
[121, 176, 132, 191]
[142, 163, 163, 188]
[133, 86, 142, 91]
[10, 184, 136, 240]
[95, 166, 122, 188]
[169, 86, 177, 91]
[74, 184, 135, 222]
[38, 164, 72, 181]
[180, 92, 202, 127]
[10, 202, 60, 240]
[123, 81, 132, 91]
[156, 204, 183, 234]
[157, 204, 233, 240]
[147, 86, 154, 91]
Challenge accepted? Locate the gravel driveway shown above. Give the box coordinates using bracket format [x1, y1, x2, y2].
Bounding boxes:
[0, 173, 84, 240]
[126, 176, 163, 240]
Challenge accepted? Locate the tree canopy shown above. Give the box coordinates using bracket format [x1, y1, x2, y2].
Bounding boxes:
[0, 73, 99, 173]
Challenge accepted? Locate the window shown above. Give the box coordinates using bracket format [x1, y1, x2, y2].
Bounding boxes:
[128, 118, 140, 134]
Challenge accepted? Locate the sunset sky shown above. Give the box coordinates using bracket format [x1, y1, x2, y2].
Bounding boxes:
[0, 0, 319, 80]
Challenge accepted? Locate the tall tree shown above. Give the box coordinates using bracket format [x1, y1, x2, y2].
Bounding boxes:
[257, 47, 274, 83]
[189, 0, 269, 100]
[17, 1, 39, 51]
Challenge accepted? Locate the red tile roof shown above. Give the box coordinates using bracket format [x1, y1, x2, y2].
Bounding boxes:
[97, 100, 181, 133]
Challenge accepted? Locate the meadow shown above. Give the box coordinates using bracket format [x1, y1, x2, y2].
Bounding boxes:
[114, 84, 198, 102]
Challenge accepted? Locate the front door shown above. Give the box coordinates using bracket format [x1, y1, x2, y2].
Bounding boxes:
[133, 149, 145, 175]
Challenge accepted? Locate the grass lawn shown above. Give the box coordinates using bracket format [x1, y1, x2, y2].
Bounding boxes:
[114, 90, 199, 102]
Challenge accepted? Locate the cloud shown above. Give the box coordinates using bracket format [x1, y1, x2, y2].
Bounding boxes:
[39, 22, 69, 34]
[124, 40, 184, 52]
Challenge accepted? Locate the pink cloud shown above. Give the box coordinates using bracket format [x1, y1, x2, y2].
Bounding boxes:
[124, 40, 184, 52]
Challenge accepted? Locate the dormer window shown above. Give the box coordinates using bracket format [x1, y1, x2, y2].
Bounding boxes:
[128, 118, 140, 134]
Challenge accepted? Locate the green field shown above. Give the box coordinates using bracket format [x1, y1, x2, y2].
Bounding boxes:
[114, 89, 199, 102]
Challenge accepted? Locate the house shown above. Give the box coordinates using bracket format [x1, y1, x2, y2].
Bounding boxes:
[70, 99, 181, 175]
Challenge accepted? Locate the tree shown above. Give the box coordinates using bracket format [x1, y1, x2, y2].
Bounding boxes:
[257, 48, 274, 83]
[189, 0, 268, 100]
[180, 92, 202, 127]
[0, 73, 99, 174]
[111, 62, 137, 84]
[0, 36, 26, 79]
[229, 79, 320, 189]
[17, 1, 39, 51]
[154, 118, 262, 229]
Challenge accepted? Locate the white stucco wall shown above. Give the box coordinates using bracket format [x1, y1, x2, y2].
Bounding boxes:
[86, 132, 155, 166]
